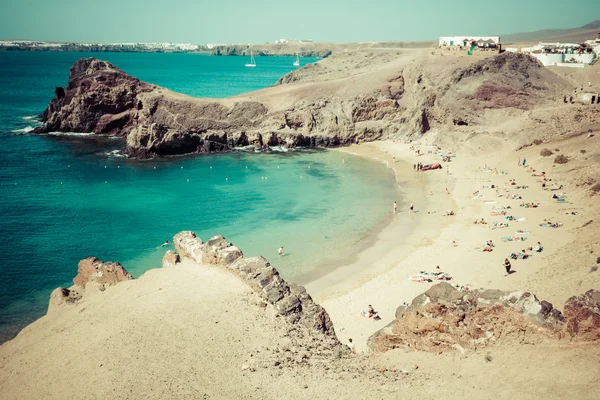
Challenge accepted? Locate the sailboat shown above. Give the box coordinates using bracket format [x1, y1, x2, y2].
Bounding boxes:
[293, 52, 300, 67]
[245, 49, 256, 67]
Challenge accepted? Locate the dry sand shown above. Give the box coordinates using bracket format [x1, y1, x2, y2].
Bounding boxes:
[311, 136, 599, 353]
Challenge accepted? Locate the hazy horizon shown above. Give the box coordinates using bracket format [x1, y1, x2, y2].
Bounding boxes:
[1, 0, 599, 44]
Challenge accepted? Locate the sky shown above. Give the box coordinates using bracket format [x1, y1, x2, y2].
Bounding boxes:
[1, 0, 598, 43]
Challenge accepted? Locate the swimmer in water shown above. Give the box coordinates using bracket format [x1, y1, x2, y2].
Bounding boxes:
[278, 246, 284, 256]
[161, 240, 169, 247]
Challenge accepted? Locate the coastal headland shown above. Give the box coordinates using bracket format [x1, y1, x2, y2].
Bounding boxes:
[3, 43, 600, 398]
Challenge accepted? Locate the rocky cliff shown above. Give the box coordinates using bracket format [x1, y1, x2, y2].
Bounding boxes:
[47, 230, 338, 342]
[34, 52, 576, 159]
[173, 231, 337, 338]
[48, 256, 133, 312]
[210, 45, 332, 58]
[369, 283, 600, 353]
[34, 58, 386, 158]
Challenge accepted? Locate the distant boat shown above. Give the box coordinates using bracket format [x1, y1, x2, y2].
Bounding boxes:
[293, 53, 300, 67]
[245, 49, 256, 67]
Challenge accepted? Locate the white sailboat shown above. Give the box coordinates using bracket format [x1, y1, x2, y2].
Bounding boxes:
[245, 49, 256, 67]
[293, 52, 300, 66]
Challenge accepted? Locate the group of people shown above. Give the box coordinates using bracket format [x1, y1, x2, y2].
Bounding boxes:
[475, 158, 563, 276]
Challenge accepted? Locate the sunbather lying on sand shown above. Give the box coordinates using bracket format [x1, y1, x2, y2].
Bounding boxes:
[540, 221, 562, 228]
[492, 221, 509, 229]
[501, 236, 528, 242]
[509, 252, 531, 260]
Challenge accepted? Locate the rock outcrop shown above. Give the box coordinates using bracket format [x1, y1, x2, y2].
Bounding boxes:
[162, 250, 180, 268]
[34, 58, 376, 158]
[563, 289, 600, 341]
[48, 257, 133, 312]
[369, 283, 600, 353]
[73, 257, 134, 288]
[34, 52, 574, 158]
[173, 231, 337, 338]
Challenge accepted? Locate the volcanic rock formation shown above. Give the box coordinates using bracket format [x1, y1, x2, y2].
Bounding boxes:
[173, 231, 337, 337]
[34, 52, 576, 158]
[48, 256, 133, 312]
[369, 283, 600, 353]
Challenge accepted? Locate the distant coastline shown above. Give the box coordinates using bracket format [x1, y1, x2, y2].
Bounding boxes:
[0, 39, 435, 58]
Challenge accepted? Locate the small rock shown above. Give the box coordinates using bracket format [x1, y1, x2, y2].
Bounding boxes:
[485, 354, 493, 362]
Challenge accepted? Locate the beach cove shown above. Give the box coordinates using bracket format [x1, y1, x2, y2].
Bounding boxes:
[306, 138, 596, 352]
[0, 52, 396, 342]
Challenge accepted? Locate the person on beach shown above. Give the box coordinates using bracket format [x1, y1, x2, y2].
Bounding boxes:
[413, 164, 416, 171]
[278, 246, 284, 256]
[393, 201, 398, 214]
[522, 158, 526, 166]
[446, 188, 450, 195]
[368, 305, 376, 318]
[347, 338, 356, 353]
[393, 154, 396, 162]
[504, 258, 512, 275]
[409, 201, 414, 212]
[518, 157, 520, 166]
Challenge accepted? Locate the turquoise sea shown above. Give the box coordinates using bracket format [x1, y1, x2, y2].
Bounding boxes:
[0, 52, 396, 342]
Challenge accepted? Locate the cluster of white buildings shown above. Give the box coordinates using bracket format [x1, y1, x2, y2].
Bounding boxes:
[0, 40, 63, 48]
[439, 33, 599, 68]
[520, 40, 597, 68]
[439, 36, 501, 48]
[274, 38, 313, 44]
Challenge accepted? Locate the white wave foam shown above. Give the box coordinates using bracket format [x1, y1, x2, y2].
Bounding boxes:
[22, 115, 40, 121]
[269, 145, 290, 153]
[234, 145, 294, 153]
[104, 150, 126, 158]
[12, 126, 35, 134]
[46, 132, 96, 137]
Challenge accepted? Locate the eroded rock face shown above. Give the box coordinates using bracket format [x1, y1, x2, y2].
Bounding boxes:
[73, 257, 134, 288]
[173, 231, 337, 338]
[563, 289, 600, 341]
[34, 58, 374, 158]
[369, 283, 567, 353]
[162, 250, 180, 268]
[48, 287, 83, 313]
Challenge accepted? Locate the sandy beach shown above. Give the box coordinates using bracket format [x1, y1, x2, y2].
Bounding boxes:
[309, 137, 598, 352]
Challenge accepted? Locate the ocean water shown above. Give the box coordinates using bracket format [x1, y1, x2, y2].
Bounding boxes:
[0, 52, 397, 342]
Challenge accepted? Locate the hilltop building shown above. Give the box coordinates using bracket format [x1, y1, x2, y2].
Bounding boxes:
[439, 36, 500, 49]
[522, 42, 596, 67]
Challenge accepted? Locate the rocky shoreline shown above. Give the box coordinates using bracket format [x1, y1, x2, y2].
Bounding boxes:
[33, 50, 587, 159]
[48, 230, 599, 354]
[33, 58, 384, 158]
[369, 283, 600, 353]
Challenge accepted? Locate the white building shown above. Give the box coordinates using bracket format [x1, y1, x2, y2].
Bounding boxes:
[522, 42, 596, 67]
[439, 36, 500, 47]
